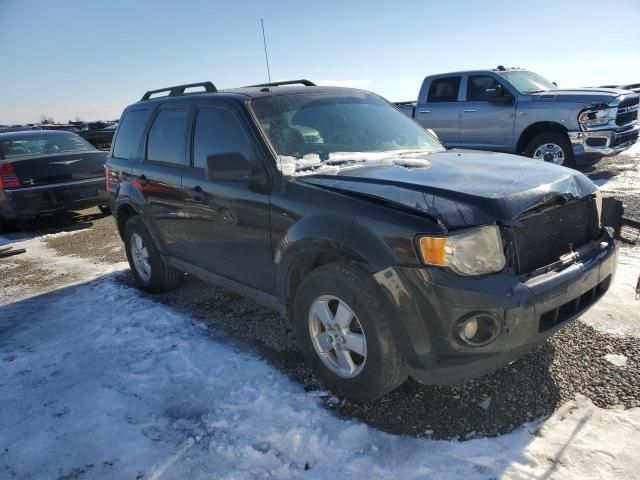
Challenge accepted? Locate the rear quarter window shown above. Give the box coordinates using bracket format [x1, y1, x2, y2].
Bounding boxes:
[112, 109, 149, 160]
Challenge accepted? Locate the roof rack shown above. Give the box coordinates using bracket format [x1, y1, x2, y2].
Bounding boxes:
[141, 81, 217, 101]
[245, 79, 316, 88]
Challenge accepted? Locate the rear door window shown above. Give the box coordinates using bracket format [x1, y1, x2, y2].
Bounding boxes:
[192, 107, 254, 169]
[427, 76, 461, 103]
[112, 109, 148, 160]
[146, 108, 189, 165]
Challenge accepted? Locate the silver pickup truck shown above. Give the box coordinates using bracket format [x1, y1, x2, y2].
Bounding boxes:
[396, 67, 639, 167]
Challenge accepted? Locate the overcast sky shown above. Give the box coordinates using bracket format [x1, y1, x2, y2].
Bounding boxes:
[1, 0, 639, 124]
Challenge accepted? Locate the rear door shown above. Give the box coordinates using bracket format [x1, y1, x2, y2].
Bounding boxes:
[180, 102, 274, 293]
[458, 74, 516, 151]
[131, 103, 191, 256]
[415, 76, 462, 146]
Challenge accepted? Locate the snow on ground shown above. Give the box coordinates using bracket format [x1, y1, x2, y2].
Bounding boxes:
[580, 246, 640, 338]
[595, 142, 640, 194]
[0, 231, 127, 305]
[1, 238, 640, 478]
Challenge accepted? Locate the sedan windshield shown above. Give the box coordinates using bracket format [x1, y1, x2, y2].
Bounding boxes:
[251, 93, 444, 174]
[496, 71, 558, 94]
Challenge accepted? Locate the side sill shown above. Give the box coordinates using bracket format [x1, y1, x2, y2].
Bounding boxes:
[163, 255, 286, 318]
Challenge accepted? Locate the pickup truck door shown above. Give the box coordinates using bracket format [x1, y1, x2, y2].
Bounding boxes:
[131, 104, 190, 257]
[414, 75, 462, 146]
[180, 103, 275, 294]
[458, 74, 516, 152]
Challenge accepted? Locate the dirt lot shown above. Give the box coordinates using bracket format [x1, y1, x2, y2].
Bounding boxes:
[1, 152, 639, 440]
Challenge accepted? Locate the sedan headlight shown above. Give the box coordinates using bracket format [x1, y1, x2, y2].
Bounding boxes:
[417, 225, 506, 276]
[578, 107, 616, 128]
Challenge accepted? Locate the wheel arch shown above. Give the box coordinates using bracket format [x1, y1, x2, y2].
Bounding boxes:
[115, 202, 140, 240]
[282, 240, 373, 319]
[516, 121, 569, 154]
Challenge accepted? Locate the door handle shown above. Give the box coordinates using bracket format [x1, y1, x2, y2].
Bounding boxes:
[136, 174, 148, 185]
[418, 109, 432, 114]
[463, 109, 478, 113]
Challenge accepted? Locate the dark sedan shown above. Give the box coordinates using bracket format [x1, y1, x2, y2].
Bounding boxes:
[0, 130, 109, 232]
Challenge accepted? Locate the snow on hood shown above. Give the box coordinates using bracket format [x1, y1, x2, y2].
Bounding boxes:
[276, 150, 433, 176]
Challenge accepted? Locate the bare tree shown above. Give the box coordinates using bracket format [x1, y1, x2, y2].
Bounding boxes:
[39, 115, 55, 125]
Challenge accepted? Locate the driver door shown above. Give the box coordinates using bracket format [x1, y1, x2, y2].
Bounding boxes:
[180, 103, 275, 293]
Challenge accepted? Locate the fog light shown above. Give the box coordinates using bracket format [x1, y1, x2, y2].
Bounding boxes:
[454, 313, 502, 347]
[463, 318, 478, 340]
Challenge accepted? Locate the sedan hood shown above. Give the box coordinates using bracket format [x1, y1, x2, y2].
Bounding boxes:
[297, 150, 597, 229]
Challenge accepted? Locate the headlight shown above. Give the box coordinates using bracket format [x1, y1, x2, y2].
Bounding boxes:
[417, 225, 506, 276]
[578, 107, 616, 128]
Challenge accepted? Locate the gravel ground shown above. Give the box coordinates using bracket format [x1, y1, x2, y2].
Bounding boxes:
[5, 148, 640, 443]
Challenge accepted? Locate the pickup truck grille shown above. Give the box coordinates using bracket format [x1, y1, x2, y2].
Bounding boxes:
[507, 198, 599, 275]
[616, 97, 639, 126]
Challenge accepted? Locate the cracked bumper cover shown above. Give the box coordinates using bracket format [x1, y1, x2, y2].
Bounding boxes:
[373, 228, 618, 385]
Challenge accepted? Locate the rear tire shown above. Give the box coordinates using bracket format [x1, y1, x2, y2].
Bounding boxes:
[524, 132, 575, 168]
[124, 216, 181, 293]
[294, 262, 408, 402]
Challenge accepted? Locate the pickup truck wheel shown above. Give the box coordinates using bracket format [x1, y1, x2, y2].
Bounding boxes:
[294, 263, 408, 402]
[124, 216, 181, 293]
[524, 132, 575, 167]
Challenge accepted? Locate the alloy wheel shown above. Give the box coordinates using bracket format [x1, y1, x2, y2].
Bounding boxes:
[308, 295, 367, 378]
[533, 143, 565, 165]
[130, 232, 151, 282]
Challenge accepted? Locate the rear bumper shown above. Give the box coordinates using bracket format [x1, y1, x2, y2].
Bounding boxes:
[0, 178, 108, 220]
[569, 123, 640, 162]
[373, 228, 618, 385]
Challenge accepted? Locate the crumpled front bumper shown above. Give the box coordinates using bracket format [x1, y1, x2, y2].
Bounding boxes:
[569, 123, 640, 160]
[372, 228, 618, 385]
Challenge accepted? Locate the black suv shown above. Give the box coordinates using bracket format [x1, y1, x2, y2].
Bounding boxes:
[106, 80, 618, 402]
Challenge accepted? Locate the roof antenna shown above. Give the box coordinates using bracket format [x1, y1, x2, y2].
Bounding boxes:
[259, 19, 291, 179]
[260, 18, 272, 84]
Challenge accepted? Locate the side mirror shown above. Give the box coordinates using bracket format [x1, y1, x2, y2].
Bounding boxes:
[206, 152, 262, 182]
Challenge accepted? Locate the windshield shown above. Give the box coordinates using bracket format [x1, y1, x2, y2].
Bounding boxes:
[496, 71, 557, 94]
[251, 93, 445, 175]
[0, 132, 96, 160]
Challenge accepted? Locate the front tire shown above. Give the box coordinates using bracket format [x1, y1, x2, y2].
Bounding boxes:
[524, 132, 575, 168]
[294, 262, 408, 402]
[124, 216, 181, 293]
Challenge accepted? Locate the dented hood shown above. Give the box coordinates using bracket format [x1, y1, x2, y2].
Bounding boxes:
[297, 150, 597, 229]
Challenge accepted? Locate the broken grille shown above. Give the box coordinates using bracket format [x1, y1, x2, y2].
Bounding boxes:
[507, 197, 599, 275]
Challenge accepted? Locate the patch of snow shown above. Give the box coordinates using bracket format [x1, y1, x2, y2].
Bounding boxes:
[580, 246, 640, 337]
[277, 149, 435, 176]
[1, 244, 640, 479]
[0, 234, 127, 305]
[604, 353, 628, 367]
